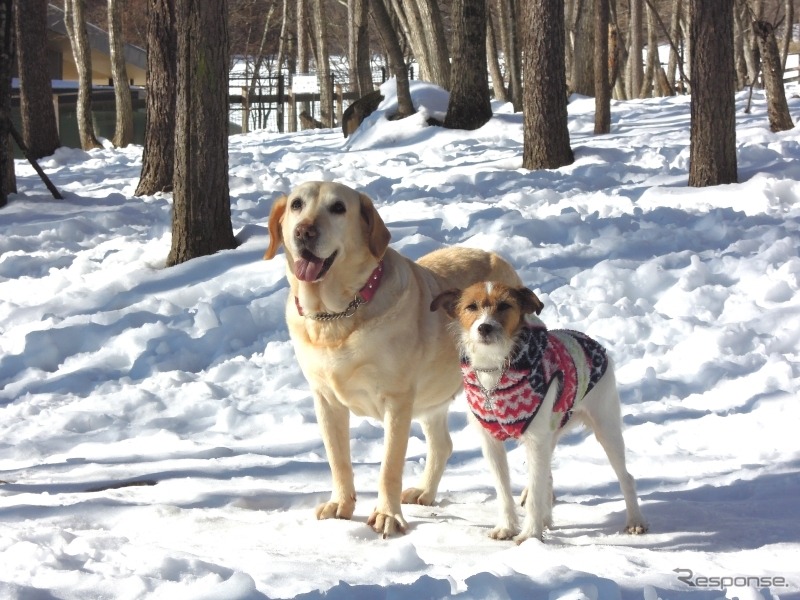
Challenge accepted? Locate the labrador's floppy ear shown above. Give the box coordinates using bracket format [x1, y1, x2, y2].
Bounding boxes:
[264, 195, 288, 260]
[359, 193, 391, 260]
[430, 289, 463, 319]
[514, 287, 544, 315]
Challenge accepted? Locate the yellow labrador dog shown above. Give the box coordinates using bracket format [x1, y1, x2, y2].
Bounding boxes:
[264, 181, 521, 537]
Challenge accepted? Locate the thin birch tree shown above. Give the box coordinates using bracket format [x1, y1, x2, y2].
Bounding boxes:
[108, 0, 134, 147]
[64, 0, 101, 150]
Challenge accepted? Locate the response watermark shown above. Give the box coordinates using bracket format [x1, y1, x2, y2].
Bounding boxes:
[674, 568, 790, 589]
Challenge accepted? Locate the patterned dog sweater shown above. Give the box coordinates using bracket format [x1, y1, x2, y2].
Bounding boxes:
[461, 321, 609, 441]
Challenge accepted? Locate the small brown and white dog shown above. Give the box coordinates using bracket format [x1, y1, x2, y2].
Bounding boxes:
[431, 282, 648, 543]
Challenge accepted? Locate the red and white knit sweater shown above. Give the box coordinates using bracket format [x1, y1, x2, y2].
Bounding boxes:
[461, 320, 609, 441]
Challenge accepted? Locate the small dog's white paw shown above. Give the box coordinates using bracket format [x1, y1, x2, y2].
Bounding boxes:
[625, 521, 649, 535]
[489, 526, 519, 541]
[513, 531, 544, 545]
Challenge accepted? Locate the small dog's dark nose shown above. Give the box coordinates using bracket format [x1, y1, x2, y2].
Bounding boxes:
[294, 222, 318, 243]
[477, 323, 494, 337]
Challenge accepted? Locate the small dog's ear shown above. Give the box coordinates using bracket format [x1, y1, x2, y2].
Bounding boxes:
[359, 193, 391, 259]
[264, 195, 288, 260]
[430, 289, 462, 318]
[515, 287, 544, 315]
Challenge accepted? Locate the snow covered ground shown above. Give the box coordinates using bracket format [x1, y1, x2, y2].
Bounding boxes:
[2, 80, 799, 599]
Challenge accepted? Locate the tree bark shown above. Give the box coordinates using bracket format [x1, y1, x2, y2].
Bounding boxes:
[14, 0, 60, 160]
[348, 0, 373, 97]
[628, 0, 644, 98]
[1, 0, 13, 208]
[498, 0, 522, 110]
[370, 0, 415, 117]
[445, 0, 492, 130]
[398, 0, 432, 82]
[753, 19, 794, 132]
[486, 7, 508, 102]
[64, 0, 101, 150]
[780, 0, 792, 71]
[168, 0, 236, 266]
[572, 0, 595, 96]
[736, 0, 759, 87]
[594, 0, 610, 133]
[522, 0, 574, 169]
[666, 0, 682, 89]
[135, 0, 176, 196]
[640, 0, 658, 97]
[416, 0, 450, 89]
[688, 0, 737, 187]
[310, 0, 333, 126]
[108, 0, 134, 147]
[297, 0, 310, 117]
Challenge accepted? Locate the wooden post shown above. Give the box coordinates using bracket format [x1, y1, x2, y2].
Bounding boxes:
[336, 83, 343, 125]
[288, 87, 297, 133]
[241, 87, 249, 134]
[52, 94, 61, 135]
[277, 74, 285, 133]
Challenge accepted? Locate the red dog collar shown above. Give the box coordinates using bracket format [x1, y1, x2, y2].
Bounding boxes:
[295, 260, 384, 320]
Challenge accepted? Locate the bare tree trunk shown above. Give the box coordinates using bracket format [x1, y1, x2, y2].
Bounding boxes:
[417, 0, 450, 89]
[498, 0, 522, 110]
[610, 0, 627, 98]
[64, 0, 101, 150]
[565, 0, 576, 88]
[486, 7, 508, 102]
[737, 0, 759, 86]
[445, 0, 492, 129]
[572, 0, 595, 95]
[522, 0, 574, 169]
[689, 0, 737, 187]
[753, 19, 794, 132]
[666, 0, 683, 90]
[14, 0, 60, 160]
[780, 0, 793, 71]
[244, 4, 275, 132]
[135, 0, 176, 196]
[370, 0, 414, 117]
[397, 0, 432, 81]
[348, 0, 373, 96]
[297, 0, 310, 117]
[297, 0, 310, 73]
[1, 0, 13, 208]
[398, 0, 450, 88]
[169, 0, 236, 266]
[108, 0, 133, 147]
[628, 0, 644, 98]
[310, 0, 333, 126]
[594, 0, 610, 133]
[640, 0, 659, 97]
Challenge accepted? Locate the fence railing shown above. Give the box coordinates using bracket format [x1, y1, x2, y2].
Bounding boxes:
[229, 74, 383, 134]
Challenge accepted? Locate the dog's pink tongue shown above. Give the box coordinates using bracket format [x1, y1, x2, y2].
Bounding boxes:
[294, 256, 325, 282]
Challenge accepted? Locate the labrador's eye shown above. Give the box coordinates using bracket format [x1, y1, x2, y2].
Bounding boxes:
[290, 198, 303, 211]
[330, 200, 346, 215]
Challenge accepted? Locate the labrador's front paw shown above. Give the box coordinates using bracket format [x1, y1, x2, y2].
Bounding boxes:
[368, 510, 408, 538]
[315, 498, 355, 520]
